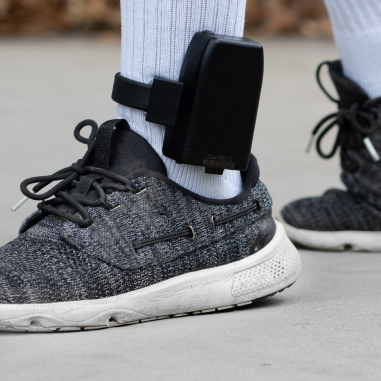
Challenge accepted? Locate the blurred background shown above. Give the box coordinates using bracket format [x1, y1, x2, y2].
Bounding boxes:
[0, 0, 332, 38]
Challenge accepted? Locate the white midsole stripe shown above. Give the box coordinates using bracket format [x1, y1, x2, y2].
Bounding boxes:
[0, 221, 301, 329]
[280, 216, 381, 252]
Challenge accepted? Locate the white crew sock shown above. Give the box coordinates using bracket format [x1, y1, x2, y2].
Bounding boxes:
[117, 0, 247, 199]
[324, 0, 381, 98]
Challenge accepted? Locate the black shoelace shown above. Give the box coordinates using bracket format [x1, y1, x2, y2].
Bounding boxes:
[307, 62, 381, 162]
[16, 120, 140, 228]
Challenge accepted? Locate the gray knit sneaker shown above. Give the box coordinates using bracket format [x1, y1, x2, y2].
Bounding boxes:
[281, 61, 381, 251]
[0, 119, 300, 332]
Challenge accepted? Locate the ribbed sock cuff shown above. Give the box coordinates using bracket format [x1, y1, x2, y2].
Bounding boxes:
[325, 0, 381, 98]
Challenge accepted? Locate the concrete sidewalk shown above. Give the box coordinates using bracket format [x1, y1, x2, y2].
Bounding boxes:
[0, 37, 380, 381]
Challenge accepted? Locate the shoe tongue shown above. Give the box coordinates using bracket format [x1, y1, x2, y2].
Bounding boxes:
[328, 61, 369, 108]
[52, 120, 166, 214]
[94, 119, 167, 178]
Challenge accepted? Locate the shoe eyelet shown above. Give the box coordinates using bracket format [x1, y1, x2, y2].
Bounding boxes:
[211, 216, 216, 230]
[187, 226, 196, 240]
[110, 204, 121, 212]
[254, 200, 261, 213]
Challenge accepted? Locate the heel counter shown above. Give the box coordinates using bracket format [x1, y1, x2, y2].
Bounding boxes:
[249, 210, 276, 255]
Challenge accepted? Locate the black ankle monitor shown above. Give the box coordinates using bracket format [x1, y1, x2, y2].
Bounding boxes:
[112, 31, 263, 175]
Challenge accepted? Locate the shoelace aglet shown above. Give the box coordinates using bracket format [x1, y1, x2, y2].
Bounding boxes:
[363, 137, 381, 162]
[11, 190, 35, 212]
[306, 135, 314, 153]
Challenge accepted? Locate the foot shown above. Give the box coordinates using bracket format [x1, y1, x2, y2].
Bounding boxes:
[0, 119, 300, 332]
[281, 61, 381, 252]
[281, 189, 381, 251]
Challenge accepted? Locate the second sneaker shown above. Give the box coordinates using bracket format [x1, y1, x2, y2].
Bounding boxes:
[281, 61, 381, 251]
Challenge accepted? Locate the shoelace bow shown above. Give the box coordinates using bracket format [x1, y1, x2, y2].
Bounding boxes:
[307, 62, 381, 162]
[14, 120, 140, 228]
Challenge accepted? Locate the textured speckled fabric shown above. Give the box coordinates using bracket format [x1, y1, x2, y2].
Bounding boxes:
[282, 61, 381, 231]
[0, 176, 273, 304]
[282, 189, 381, 231]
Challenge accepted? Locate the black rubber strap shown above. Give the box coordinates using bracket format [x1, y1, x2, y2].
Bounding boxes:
[112, 73, 183, 127]
[112, 74, 152, 112]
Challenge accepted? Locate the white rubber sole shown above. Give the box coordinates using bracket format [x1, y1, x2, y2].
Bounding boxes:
[280, 215, 381, 252]
[0, 221, 300, 332]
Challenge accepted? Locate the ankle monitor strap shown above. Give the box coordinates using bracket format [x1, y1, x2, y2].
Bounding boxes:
[111, 31, 263, 175]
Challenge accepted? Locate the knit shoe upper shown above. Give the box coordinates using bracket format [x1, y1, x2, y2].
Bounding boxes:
[282, 61, 381, 233]
[282, 189, 381, 232]
[0, 119, 275, 304]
